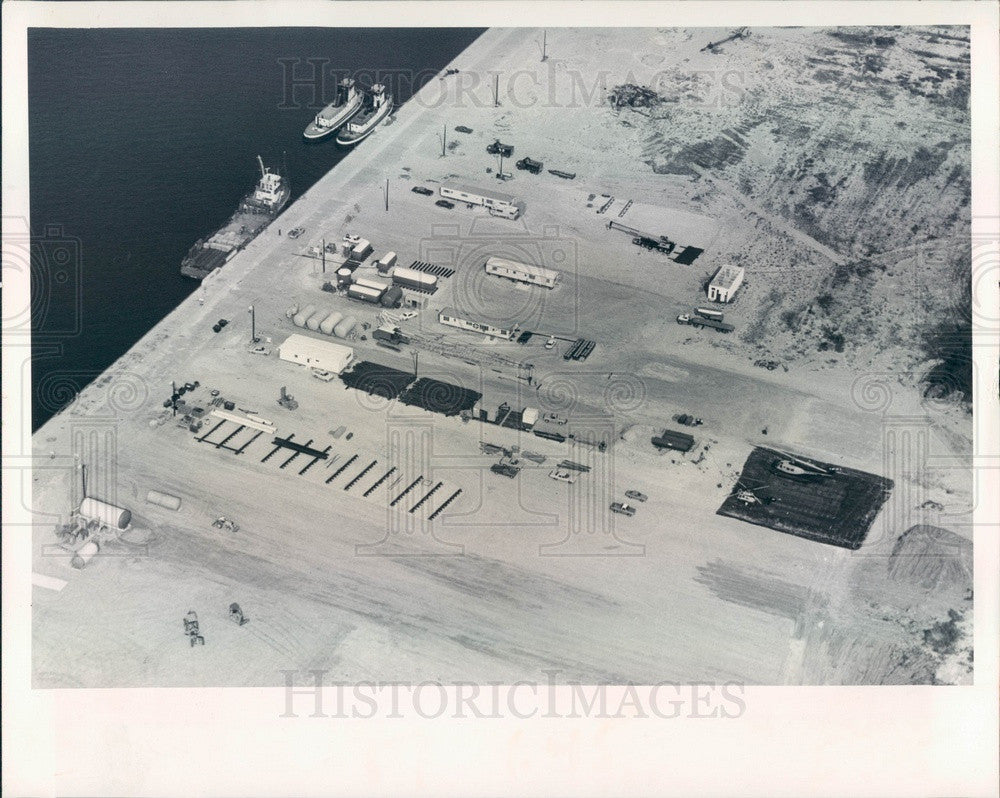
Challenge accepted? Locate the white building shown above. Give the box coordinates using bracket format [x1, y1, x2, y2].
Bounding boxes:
[279, 333, 355, 374]
[438, 307, 517, 339]
[484, 256, 559, 289]
[707, 264, 745, 303]
[440, 181, 526, 220]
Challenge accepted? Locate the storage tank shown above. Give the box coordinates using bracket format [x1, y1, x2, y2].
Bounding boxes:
[78, 497, 131, 530]
[319, 311, 344, 335]
[71, 539, 100, 569]
[333, 315, 357, 338]
[392, 266, 437, 291]
[347, 285, 383, 304]
[285, 305, 298, 319]
[293, 304, 317, 328]
[306, 310, 326, 330]
[353, 277, 390, 293]
[146, 490, 181, 511]
[381, 286, 403, 308]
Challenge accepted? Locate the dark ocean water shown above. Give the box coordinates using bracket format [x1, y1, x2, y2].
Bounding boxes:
[27, 27, 484, 431]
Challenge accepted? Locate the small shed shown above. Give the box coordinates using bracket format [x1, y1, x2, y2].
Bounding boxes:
[651, 429, 695, 453]
[707, 265, 745, 303]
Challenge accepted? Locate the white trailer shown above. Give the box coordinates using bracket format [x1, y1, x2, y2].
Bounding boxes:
[484, 256, 559, 289]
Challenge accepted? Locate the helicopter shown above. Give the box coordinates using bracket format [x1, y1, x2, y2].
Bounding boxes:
[731, 480, 778, 507]
[771, 451, 838, 479]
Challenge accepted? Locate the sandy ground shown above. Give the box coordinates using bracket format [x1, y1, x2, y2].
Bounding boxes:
[31, 28, 973, 687]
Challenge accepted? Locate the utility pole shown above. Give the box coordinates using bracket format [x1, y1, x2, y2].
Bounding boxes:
[171, 380, 177, 416]
[493, 73, 499, 107]
[385, 177, 389, 212]
[412, 351, 418, 378]
[248, 304, 256, 343]
[321, 239, 326, 273]
[542, 30, 547, 62]
[441, 123, 447, 156]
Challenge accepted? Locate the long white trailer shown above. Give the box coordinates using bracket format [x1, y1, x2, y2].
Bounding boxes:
[484, 256, 559, 289]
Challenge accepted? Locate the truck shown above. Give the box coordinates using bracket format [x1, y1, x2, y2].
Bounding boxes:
[486, 139, 514, 157]
[516, 157, 544, 174]
[373, 325, 410, 346]
[632, 236, 675, 254]
[686, 316, 734, 333]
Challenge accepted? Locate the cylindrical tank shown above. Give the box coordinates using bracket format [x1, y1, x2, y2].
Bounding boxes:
[333, 315, 357, 339]
[293, 304, 316, 328]
[306, 310, 325, 331]
[71, 539, 100, 569]
[336, 267, 353, 288]
[353, 277, 389, 293]
[319, 311, 344, 335]
[78, 497, 131, 530]
[146, 490, 181, 511]
[392, 266, 437, 291]
[347, 285, 383, 303]
[381, 286, 403, 308]
[285, 305, 298, 319]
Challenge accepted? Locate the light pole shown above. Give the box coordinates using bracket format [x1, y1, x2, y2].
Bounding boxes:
[248, 305, 256, 343]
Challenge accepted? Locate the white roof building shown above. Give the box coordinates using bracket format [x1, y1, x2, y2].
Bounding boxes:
[707, 265, 745, 303]
[279, 333, 355, 374]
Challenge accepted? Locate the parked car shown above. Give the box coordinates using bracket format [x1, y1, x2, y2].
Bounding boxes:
[548, 468, 577, 484]
[312, 369, 336, 382]
[217, 319, 229, 328]
[287, 227, 305, 239]
[411, 186, 434, 196]
[435, 199, 455, 209]
[490, 463, 519, 478]
[624, 490, 648, 503]
[677, 413, 704, 427]
[544, 336, 556, 349]
[610, 502, 636, 517]
[454, 125, 473, 134]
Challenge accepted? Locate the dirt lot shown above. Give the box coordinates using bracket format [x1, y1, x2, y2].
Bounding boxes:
[31, 28, 973, 687]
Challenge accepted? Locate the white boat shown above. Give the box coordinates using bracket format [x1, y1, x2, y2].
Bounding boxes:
[335, 84, 393, 146]
[303, 79, 363, 140]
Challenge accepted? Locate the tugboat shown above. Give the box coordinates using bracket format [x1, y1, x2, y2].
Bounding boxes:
[335, 84, 393, 146]
[303, 78, 363, 140]
[180, 156, 290, 280]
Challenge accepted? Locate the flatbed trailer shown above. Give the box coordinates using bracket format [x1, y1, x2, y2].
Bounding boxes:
[689, 317, 734, 333]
